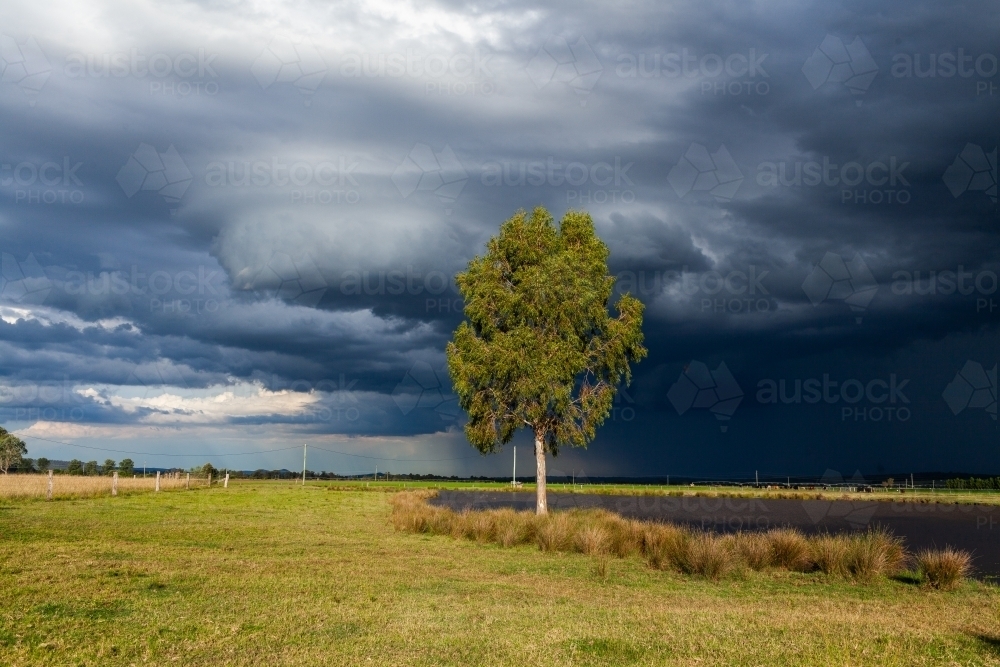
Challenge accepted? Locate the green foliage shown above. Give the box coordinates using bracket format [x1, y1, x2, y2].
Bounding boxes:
[103, 459, 117, 475]
[35, 457, 50, 472]
[0, 427, 27, 474]
[67, 459, 83, 475]
[945, 476, 1000, 490]
[118, 458, 135, 476]
[447, 207, 646, 455]
[83, 460, 99, 476]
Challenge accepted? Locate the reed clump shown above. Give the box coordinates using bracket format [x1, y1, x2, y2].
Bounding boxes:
[390, 491, 970, 585]
[917, 548, 972, 590]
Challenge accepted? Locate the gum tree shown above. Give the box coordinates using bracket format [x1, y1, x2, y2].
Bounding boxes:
[447, 207, 646, 514]
[0, 428, 27, 475]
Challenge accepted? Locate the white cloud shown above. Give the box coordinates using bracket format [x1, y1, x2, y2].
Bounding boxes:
[0, 304, 135, 331]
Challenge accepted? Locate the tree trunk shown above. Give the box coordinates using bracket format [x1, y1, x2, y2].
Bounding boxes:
[534, 432, 547, 515]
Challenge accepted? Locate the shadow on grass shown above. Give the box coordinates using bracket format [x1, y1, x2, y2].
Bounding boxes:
[565, 638, 645, 665]
[971, 635, 1000, 656]
[891, 571, 922, 586]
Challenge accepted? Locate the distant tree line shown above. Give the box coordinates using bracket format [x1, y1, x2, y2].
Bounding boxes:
[39, 458, 137, 476]
[945, 477, 1000, 490]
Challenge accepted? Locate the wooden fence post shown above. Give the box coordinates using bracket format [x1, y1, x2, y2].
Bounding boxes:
[155, 471, 160, 492]
[224, 473, 229, 489]
[47, 470, 53, 501]
[208, 472, 212, 487]
[112, 471, 118, 497]
[186, 473, 190, 489]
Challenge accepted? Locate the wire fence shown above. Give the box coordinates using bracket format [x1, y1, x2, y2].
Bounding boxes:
[0, 471, 213, 500]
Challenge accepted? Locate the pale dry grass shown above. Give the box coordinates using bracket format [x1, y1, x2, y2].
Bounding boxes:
[0, 473, 194, 500]
[845, 526, 907, 581]
[643, 522, 692, 571]
[812, 534, 851, 577]
[537, 511, 576, 552]
[918, 548, 972, 590]
[768, 528, 813, 572]
[390, 491, 973, 587]
[686, 533, 734, 580]
[575, 525, 610, 555]
[732, 531, 774, 570]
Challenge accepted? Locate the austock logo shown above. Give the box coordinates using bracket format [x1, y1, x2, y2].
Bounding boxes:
[667, 143, 743, 201]
[942, 361, 997, 421]
[239, 251, 328, 308]
[337, 48, 495, 97]
[802, 35, 878, 105]
[116, 143, 193, 205]
[755, 155, 911, 205]
[891, 50, 998, 98]
[392, 144, 468, 209]
[615, 47, 770, 97]
[1, 157, 86, 205]
[942, 143, 997, 204]
[525, 36, 603, 103]
[0, 35, 51, 105]
[801, 469, 879, 528]
[251, 37, 327, 105]
[802, 252, 878, 324]
[0, 252, 52, 305]
[64, 47, 219, 97]
[667, 360, 744, 432]
[756, 373, 910, 423]
[391, 361, 459, 422]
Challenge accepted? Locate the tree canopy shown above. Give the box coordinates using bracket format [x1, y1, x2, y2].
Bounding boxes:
[0, 428, 27, 475]
[447, 207, 646, 512]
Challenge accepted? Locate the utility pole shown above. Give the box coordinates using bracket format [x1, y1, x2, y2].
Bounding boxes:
[512, 446, 516, 485]
[755, 470, 758, 486]
[302, 443, 307, 486]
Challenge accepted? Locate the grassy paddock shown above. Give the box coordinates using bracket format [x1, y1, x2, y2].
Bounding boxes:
[0, 473, 194, 500]
[1, 481, 998, 666]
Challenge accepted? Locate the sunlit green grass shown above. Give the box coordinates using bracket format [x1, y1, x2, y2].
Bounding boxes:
[1, 481, 998, 666]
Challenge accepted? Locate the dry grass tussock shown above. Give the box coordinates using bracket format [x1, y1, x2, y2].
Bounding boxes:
[390, 491, 973, 586]
[0, 473, 192, 500]
[917, 548, 972, 590]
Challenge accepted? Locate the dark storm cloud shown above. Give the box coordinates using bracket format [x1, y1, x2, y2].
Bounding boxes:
[0, 0, 996, 473]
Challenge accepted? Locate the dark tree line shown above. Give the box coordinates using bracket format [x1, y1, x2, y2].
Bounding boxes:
[945, 477, 1000, 490]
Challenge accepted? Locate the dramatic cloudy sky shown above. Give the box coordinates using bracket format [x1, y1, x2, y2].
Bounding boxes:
[0, 0, 997, 479]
